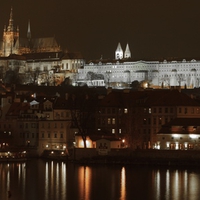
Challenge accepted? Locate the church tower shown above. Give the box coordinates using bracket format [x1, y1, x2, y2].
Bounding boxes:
[2, 8, 19, 56]
[115, 42, 123, 60]
[124, 43, 131, 58]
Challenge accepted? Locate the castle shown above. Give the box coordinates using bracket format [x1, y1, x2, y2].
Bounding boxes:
[1, 8, 200, 89]
[0, 8, 84, 86]
[77, 42, 200, 89]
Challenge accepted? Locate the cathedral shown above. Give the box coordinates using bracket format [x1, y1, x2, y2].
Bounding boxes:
[0, 8, 61, 56]
[0, 8, 84, 86]
[77, 43, 200, 89]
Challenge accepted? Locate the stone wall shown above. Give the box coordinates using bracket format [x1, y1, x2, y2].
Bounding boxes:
[69, 148, 200, 166]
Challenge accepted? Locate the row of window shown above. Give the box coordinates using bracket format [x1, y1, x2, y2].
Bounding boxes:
[98, 117, 172, 126]
[55, 112, 70, 118]
[162, 137, 200, 140]
[40, 123, 64, 129]
[41, 132, 64, 138]
[99, 107, 199, 115]
[19, 123, 38, 129]
[99, 108, 128, 114]
[20, 132, 38, 138]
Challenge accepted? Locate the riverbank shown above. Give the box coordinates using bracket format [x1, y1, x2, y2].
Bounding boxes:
[69, 148, 200, 166]
[3, 148, 200, 167]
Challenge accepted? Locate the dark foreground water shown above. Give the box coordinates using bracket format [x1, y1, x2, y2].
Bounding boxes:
[1, 159, 200, 200]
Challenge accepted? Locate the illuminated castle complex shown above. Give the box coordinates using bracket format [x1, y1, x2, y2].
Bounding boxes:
[77, 43, 200, 89]
[1, 8, 200, 89]
[0, 8, 84, 86]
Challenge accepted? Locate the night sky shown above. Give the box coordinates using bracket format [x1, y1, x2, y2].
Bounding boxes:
[1, 0, 200, 61]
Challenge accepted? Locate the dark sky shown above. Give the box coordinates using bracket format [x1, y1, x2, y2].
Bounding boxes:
[1, 0, 200, 61]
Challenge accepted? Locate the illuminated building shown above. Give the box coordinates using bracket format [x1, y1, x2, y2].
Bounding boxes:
[0, 8, 84, 86]
[95, 89, 200, 149]
[77, 43, 200, 89]
[157, 118, 200, 150]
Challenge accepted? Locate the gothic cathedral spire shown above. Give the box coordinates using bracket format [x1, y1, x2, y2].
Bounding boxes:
[7, 7, 14, 32]
[2, 7, 19, 56]
[27, 20, 31, 41]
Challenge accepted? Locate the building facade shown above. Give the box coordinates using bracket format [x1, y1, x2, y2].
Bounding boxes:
[77, 43, 200, 89]
[95, 89, 200, 149]
[157, 118, 200, 150]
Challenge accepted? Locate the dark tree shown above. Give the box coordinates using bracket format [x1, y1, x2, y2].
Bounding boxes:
[3, 69, 20, 84]
[70, 92, 97, 148]
[130, 80, 140, 89]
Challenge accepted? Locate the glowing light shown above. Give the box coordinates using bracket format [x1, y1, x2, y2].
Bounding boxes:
[46, 145, 49, 148]
[184, 142, 188, 148]
[189, 134, 198, 139]
[172, 134, 181, 138]
[51, 151, 54, 154]
[175, 142, 179, 150]
[166, 142, 170, 148]
[144, 82, 148, 88]
[79, 138, 93, 148]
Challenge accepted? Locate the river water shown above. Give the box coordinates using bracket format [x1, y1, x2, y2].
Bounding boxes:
[1, 159, 200, 200]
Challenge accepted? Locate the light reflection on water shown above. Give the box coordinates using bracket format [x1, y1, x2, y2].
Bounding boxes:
[1, 160, 200, 200]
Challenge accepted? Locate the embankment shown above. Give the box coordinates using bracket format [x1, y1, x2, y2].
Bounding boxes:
[69, 148, 200, 166]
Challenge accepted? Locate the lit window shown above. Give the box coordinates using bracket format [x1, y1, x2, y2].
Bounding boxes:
[124, 108, 128, 113]
[108, 118, 111, 124]
[148, 108, 151, 113]
[112, 118, 115, 124]
[112, 129, 115, 134]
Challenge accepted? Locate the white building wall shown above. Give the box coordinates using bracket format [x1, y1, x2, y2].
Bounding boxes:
[77, 59, 200, 89]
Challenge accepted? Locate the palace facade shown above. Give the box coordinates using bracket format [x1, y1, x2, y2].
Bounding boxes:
[77, 43, 200, 89]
